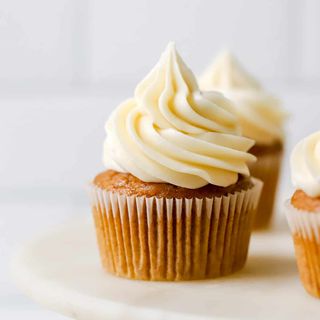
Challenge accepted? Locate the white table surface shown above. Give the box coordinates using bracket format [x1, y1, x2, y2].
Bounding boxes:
[2, 201, 292, 320]
[12, 214, 320, 320]
[1, 201, 84, 320]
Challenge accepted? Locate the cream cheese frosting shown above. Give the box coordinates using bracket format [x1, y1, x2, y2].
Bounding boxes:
[199, 51, 287, 146]
[103, 43, 256, 189]
[291, 131, 320, 197]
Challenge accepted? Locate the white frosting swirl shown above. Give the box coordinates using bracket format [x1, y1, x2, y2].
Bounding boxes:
[199, 51, 287, 145]
[104, 43, 256, 189]
[291, 131, 320, 197]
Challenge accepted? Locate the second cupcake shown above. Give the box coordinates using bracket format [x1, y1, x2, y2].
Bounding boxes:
[200, 52, 287, 229]
[91, 43, 262, 281]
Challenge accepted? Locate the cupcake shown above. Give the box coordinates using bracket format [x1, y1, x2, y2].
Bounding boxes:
[90, 43, 262, 281]
[285, 131, 320, 298]
[199, 51, 287, 229]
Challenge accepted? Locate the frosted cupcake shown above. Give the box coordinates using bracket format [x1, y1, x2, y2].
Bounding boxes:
[199, 51, 287, 229]
[285, 131, 320, 298]
[90, 43, 262, 281]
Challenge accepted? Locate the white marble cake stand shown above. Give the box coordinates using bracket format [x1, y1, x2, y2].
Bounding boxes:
[12, 219, 320, 320]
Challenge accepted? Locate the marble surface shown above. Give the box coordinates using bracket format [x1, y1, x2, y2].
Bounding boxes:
[1, 202, 81, 320]
[11, 217, 320, 320]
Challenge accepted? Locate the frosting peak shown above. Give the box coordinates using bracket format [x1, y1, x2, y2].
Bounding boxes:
[135, 43, 238, 135]
[104, 43, 256, 189]
[200, 51, 261, 91]
[199, 51, 287, 146]
[291, 131, 320, 197]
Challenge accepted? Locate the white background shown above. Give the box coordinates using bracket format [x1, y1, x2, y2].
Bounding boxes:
[1, 0, 320, 319]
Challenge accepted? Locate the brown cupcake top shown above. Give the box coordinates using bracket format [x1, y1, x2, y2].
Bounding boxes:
[250, 140, 283, 156]
[291, 190, 320, 213]
[93, 170, 254, 199]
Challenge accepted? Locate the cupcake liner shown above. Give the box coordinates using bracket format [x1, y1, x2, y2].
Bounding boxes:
[285, 201, 320, 297]
[90, 179, 262, 281]
[249, 147, 283, 229]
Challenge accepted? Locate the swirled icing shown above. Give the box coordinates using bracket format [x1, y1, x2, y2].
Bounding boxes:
[199, 51, 287, 145]
[291, 131, 320, 197]
[104, 43, 256, 188]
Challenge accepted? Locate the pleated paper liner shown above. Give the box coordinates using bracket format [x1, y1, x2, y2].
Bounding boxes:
[90, 178, 262, 281]
[249, 147, 283, 229]
[285, 201, 320, 298]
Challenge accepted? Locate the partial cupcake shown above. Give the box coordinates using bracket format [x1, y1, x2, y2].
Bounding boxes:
[90, 43, 262, 281]
[285, 131, 320, 298]
[199, 51, 287, 229]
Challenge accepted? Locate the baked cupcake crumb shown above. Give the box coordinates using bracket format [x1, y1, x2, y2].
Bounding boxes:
[249, 140, 283, 156]
[291, 190, 320, 212]
[93, 170, 253, 199]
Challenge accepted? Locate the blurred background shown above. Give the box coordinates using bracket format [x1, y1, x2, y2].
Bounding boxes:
[1, 0, 320, 319]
